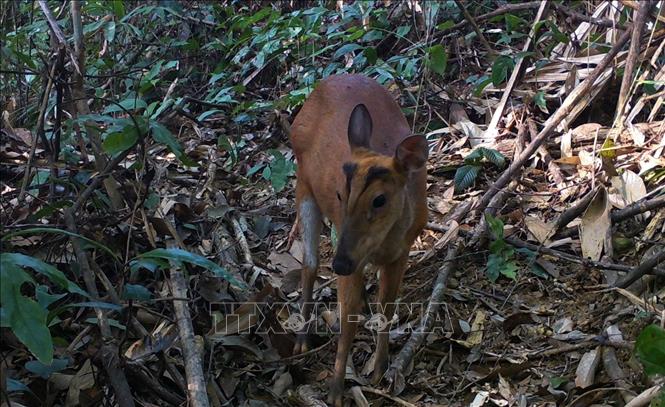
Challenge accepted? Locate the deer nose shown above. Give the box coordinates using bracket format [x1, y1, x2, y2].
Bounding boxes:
[332, 255, 354, 276]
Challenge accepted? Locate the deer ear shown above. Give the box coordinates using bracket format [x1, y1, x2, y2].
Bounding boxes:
[348, 104, 372, 150]
[395, 135, 428, 172]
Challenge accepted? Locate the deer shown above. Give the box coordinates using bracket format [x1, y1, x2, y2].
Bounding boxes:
[288, 74, 428, 406]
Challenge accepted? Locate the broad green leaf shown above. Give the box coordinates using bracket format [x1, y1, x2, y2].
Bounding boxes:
[486, 254, 501, 282]
[436, 20, 454, 30]
[454, 164, 480, 192]
[482, 148, 506, 168]
[129, 257, 168, 274]
[6, 378, 29, 392]
[122, 284, 152, 301]
[364, 47, 378, 65]
[104, 21, 116, 43]
[485, 213, 505, 240]
[1, 228, 119, 263]
[102, 129, 138, 155]
[333, 43, 362, 60]
[428, 44, 448, 76]
[491, 55, 514, 86]
[1, 262, 53, 363]
[267, 150, 295, 192]
[151, 122, 197, 166]
[111, 0, 125, 18]
[534, 91, 547, 110]
[0, 253, 86, 296]
[25, 358, 69, 379]
[103, 97, 147, 114]
[140, 248, 247, 289]
[636, 325, 665, 376]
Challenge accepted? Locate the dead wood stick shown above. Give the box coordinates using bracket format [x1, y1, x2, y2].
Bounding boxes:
[166, 240, 211, 407]
[615, 248, 665, 288]
[620, 0, 665, 23]
[475, 27, 633, 214]
[387, 244, 460, 395]
[528, 118, 565, 185]
[601, 347, 634, 404]
[485, 1, 548, 143]
[615, 0, 654, 123]
[624, 384, 664, 407]
[64, 209, 135, 407]
[612, 194, 665, 222]
[37, 0, 82, 75]
[453, 0, 495, 56]
[468, 181, 517, 248]
[550, 3, 627, 29]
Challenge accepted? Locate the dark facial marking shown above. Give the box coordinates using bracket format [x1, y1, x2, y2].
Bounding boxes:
[363, 166, 391, 190]
[343, 162, 357, 194]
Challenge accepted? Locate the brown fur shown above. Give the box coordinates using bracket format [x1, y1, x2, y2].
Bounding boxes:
[288, 74, 427, 406]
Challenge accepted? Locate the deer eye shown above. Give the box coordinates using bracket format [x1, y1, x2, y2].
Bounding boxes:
[372, 194, 386, 208]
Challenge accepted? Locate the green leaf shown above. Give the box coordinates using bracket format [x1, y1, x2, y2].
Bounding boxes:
[103, 21, 116, 43]
[0, 262, 53, 364]
[122, 284, 152, 301]
[428, 44, 448, 76]
[482, 148, 506, 168]
[151, 122, 197, 166]
[1, 228, 119, 263]
[111, 0, 125, 18]
[484, 212, 504, 240]
[454, 164, 480, 192]
[364, 47, 378, 65]
[139, 248, 247, 289]
[0, 253, 87, 296]
[103, 97, 147, 114]
[6, 377, 29, 392]
[25, 358, 69, 379]
[333, 43, 363, 60]
[396, 25, 411, 37]
[491, 55, 514, 86]
[534, 91, 547, 110]
[499, 260, 518, 279]
[635, 325, 665, 376]
[267, 150, 295, 192]
[436, 20, 454, 30]
[102, 129, 138, 155]
[486, 254, 501, 282]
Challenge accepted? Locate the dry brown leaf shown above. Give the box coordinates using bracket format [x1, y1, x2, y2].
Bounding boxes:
[524, 216, 554, 244]
[65, 359, 95, 407]
[575, 347, 601, 388]
[580, 187, 611, 261]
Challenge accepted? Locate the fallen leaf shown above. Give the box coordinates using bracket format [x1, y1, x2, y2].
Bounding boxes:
[524, 216, 554, 243]
[575, 347, 601, 388]
[580, 187, 610, 261]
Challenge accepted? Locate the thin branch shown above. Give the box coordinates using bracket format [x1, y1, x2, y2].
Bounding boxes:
[612, 195, 665, 222]
[615, 249, 665, 288]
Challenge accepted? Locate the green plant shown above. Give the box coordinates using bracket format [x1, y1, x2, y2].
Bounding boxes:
[261, 150, 296, 193]
[454, 147, 506, 192]
[635, 324, 665, 376]
[0, 253, 87, 363]
[484, 213, 518, 282]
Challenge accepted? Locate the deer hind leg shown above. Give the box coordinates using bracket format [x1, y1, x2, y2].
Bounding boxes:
[292, 184, 322, 354]
[371, 255, 407, 384]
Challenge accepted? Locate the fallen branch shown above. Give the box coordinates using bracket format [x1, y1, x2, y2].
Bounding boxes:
[165, 242, 211, 407]
[615, 249, 665, 288]
[624, 384, 664, 407]
[612, 195, 665, 222]
[359, 386, 418, 407]
[552, 187, 598, 234]
[387, 244, 460, 395]
[475, 27, 633, 214]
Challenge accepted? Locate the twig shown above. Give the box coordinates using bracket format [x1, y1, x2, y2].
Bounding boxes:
[37, 0, 82, 76]
[359, 386, 418, 407]
[551, 3, 626, 29]
[612, 194, 665, 222]
[453, 0, 495, 56]
[615, 249, 665, 288]
[126, 362, 185, 406]
[615, 0, 654, 124]
[64, 209, 135, 407]
[475, 27, 633, 214]
[387, 245, 459, 395]
[484, 1, 548, 144]
[552, 187, 598, 234]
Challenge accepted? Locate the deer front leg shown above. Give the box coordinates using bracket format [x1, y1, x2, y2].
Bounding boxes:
[372, 256, 407, 384]
[330, 270, 364, 407]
